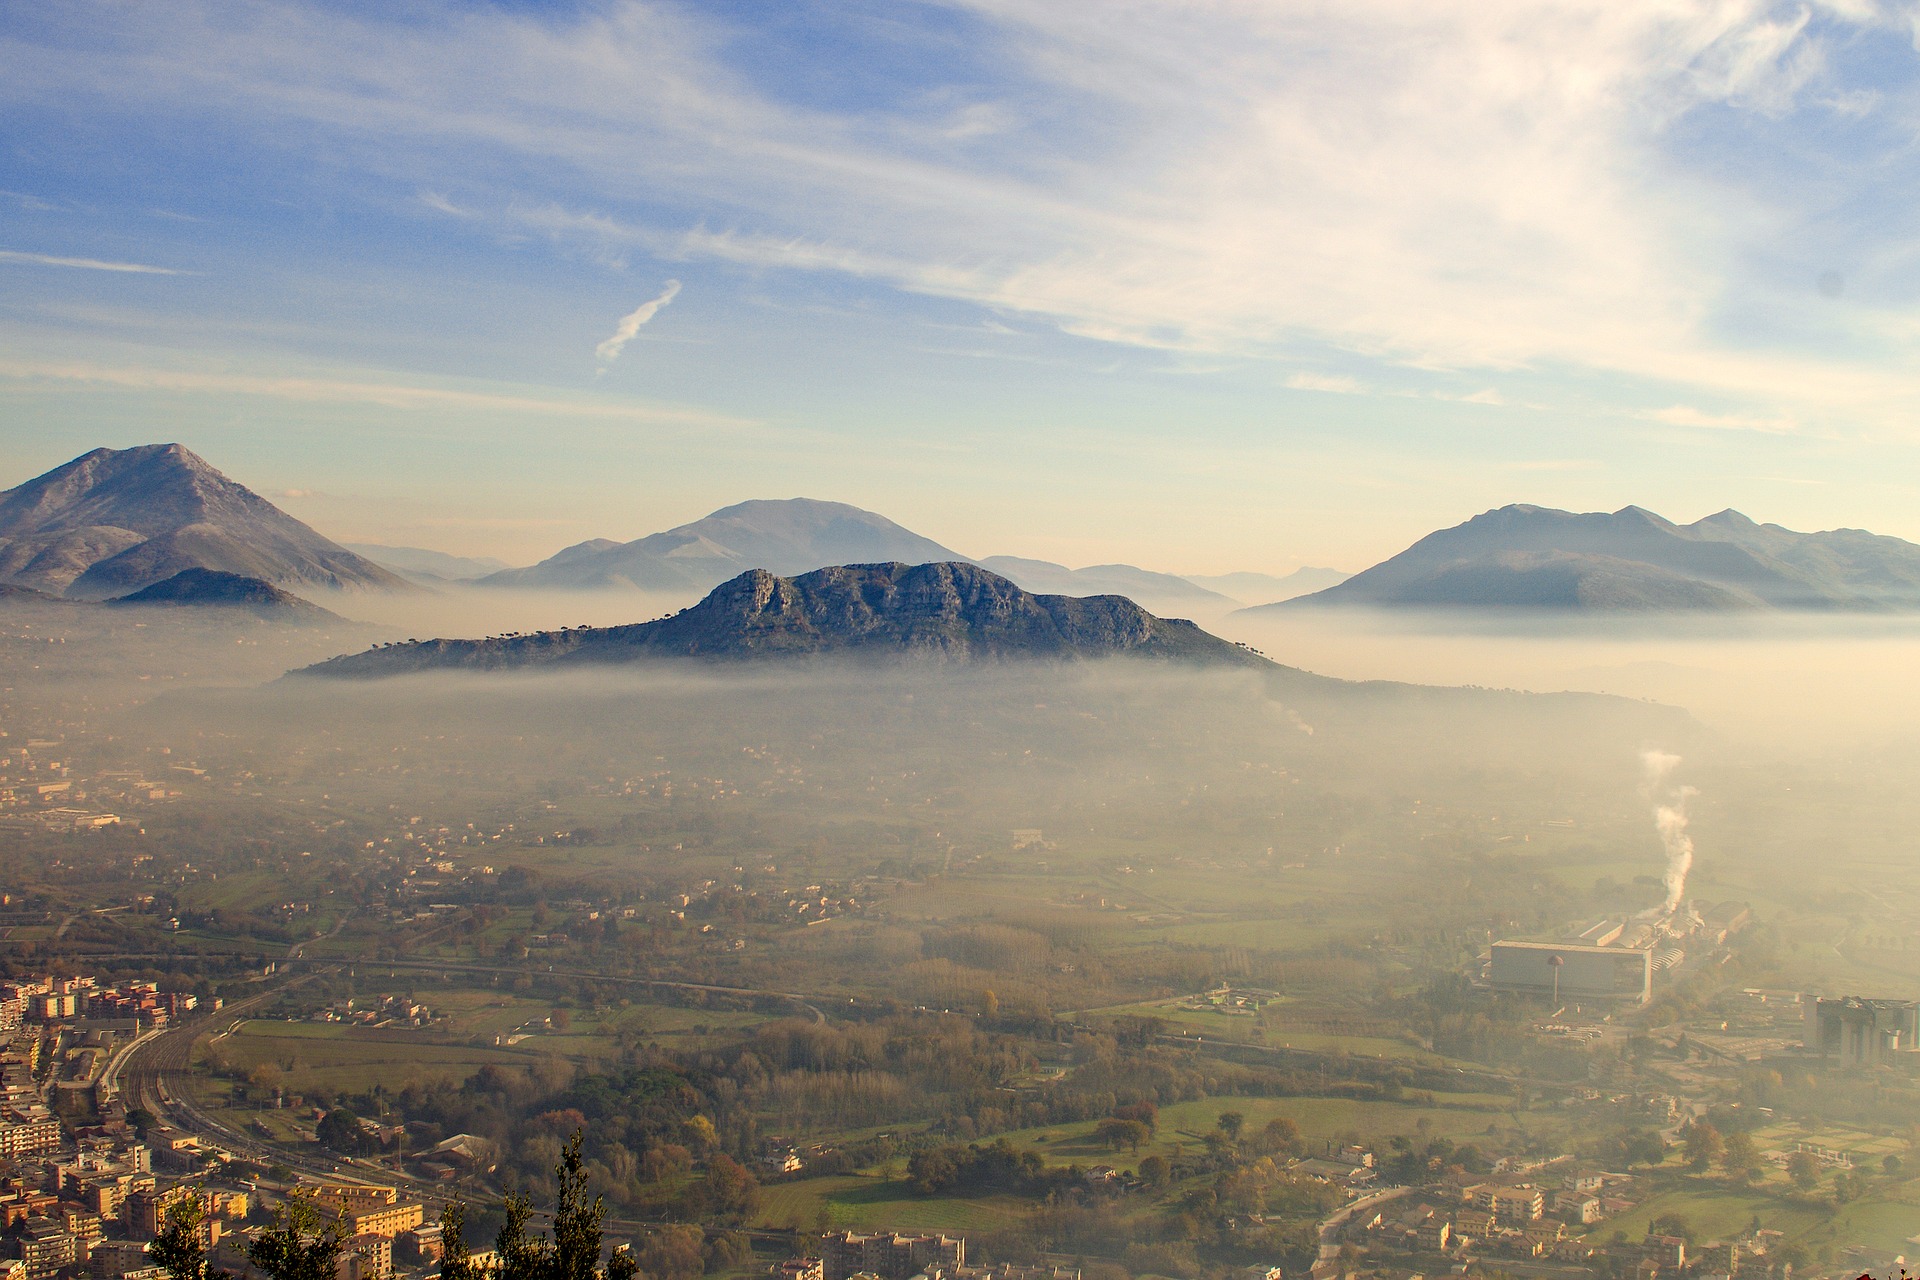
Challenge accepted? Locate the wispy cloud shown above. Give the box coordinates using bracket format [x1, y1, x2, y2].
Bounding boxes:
[416, 191, 474, 219]
[0, 249, 181, 274]
[595, 281, 682, 364]
[0, 356, 739, 425]
[1286, 373, 1364, 395]
[1644, 404, 1800, 434]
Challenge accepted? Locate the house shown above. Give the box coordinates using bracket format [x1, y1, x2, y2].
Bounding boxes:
[1645, 1236, 1687, 1269]
[1553, 1191, 1602, 1225]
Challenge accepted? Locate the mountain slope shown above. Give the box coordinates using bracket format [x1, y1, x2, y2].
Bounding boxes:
[977, 556, 1232, 608]
[1187, 568, 1350, 605]
[300, 561, 1263, 677]
[0, 444, 410, 598]
[344, 544, 512, 584]
[481, 498, 965, 591]
[1257, 504, 1920, 612]
[109, 568, 341, 621]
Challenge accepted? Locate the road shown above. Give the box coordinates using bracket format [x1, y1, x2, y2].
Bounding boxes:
[1311, 1186, 1415, 1279]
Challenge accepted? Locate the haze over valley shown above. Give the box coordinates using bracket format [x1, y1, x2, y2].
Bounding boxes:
[10, 6, 1920, 1279]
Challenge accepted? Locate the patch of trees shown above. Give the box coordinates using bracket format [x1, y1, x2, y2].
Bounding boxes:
[906, 1139, 1059, 1197]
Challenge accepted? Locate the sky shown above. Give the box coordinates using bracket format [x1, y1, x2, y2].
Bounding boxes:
[4, 0, 1920, 573]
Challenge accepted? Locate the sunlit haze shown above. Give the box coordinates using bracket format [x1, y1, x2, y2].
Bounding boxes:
[5, 8, 1920, 1280]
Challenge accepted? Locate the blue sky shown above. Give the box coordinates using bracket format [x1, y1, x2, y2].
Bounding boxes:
[4, 0, 1920, 572]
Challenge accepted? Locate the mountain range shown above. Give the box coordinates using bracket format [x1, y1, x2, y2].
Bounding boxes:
[28, 446, 1914, 617]
[476, 495, 1338, 608]
[299, 561, 1262, 677]
[0, 449, 1343, 611]
[478, 499, 962, 592]
[0, 444, 407, 598]
[1255, 504, 1920, 613]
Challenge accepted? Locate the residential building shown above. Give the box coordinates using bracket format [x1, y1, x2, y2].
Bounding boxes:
[0, 1107, 61, 1159]
[1487, 1186, 1544, 1223]
[20, 1220, 80, 1279]
[127, 1186, 200, 1239]
[821, 1232, 964, 1280]
[1645, 1236, 1688, 1270]
[336, 1232, 391, 1280]
[1553, 1191, 1602, 1224]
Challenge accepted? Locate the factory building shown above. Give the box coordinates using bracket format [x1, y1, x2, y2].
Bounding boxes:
[1488, 941, 1652, 1004]
[1805, 997, 1920, 1065]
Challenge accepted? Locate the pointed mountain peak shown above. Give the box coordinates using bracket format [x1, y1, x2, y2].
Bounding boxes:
[0, 443, 410, 597]
[1694, 508, 1756, 528]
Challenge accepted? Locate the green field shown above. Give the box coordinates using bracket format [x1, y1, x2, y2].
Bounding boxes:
[754, 1174, 1035, 1233]
[199, 1019, 558, 1094]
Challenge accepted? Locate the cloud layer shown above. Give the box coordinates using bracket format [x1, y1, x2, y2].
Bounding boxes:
[5, 1, 1920, 430]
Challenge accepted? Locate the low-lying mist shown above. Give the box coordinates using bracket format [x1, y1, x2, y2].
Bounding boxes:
[1218, 605, 1920, 748]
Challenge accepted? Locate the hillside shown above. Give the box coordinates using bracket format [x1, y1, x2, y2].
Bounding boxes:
[344, 544, 512, 584]
[300, 561, 1264, 676]
[1258, 504, 1920, 612]
[1188, 567, 1350, 605]
[481, 498, 965, 591]
[109, 568, 342, 621]
[977, 556, 1233, 609]
[0, 444, 410, 598]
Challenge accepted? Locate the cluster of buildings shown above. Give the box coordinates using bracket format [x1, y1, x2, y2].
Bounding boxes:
[782, 1234, 1078, 1280]
[1338, 1169, 1797, 1280]
[0, 978, 201, 1034]
[308, 996, 435, 1031]
[0, 745, 189, 829]
[0, 1104, 441, 1280]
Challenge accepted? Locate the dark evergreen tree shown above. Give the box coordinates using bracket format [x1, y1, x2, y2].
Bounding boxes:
[246, 1197, 347, 1280]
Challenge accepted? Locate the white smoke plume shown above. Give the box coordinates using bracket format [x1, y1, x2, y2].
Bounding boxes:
[1641, 749, 1696, 914]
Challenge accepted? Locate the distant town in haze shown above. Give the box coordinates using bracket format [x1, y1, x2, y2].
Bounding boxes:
[7, 6, 1920, 1280]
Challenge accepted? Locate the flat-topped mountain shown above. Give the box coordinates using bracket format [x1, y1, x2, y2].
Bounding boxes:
[1254, 504, 1920, 612]
[481, 498, 965, 591]
[0, 444, 409, 598]
[301, 561, 1262, 677]
[110, 568, 341, 621]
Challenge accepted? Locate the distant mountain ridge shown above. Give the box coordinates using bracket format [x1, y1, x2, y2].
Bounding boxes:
[1186, 567, 1349, 605]
[976, 556, 1233, 607]
[482, 498, 963, 591]
[345, 544, 511, 584]
[480, 495, 1319, 611]
[300, 561, 1262, 677]
[0, 444, 409, 598]
[1258, 504, 1920, 612]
